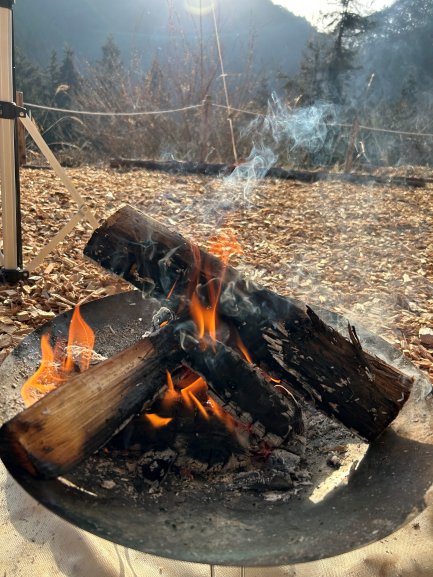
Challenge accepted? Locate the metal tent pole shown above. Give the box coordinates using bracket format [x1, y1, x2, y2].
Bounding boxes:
[0, 0, 27, 282]
[0, 0, 98, 283]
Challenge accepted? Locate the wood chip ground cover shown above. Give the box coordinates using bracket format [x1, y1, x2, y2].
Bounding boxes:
[0, 166, 432, 388]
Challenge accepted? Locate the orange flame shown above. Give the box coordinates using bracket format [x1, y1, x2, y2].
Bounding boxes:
[187, 229, 252, 363]
[160, 369, 181, 411]
[162, 370, 242, 433]
[21, 306, 95, 407]
[180, 376, 208, 410]
[63, 306, 95, 373]
[232, 326, 254, 364]
[21, 334, 66, 406]
[145, 413, 173, 427]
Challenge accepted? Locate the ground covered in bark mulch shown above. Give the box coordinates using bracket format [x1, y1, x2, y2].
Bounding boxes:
[0, 165, 432, 387]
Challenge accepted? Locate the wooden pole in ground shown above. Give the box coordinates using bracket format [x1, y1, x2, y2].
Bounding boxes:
[15, 92, 26, 165]
[344, 118, 359, 174]
[200, 95, 213, 163]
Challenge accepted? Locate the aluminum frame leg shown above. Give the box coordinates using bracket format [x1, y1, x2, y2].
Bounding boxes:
[0, 6, 18, 270]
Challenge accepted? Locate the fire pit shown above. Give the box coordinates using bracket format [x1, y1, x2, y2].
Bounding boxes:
[0, 289, 432, 567]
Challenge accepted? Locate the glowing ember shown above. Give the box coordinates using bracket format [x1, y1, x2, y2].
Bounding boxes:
[166, 276, 179, 299]
[21, 306, 95, 407]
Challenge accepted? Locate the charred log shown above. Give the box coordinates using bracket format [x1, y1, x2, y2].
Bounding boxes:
[109, 158, 430, 188]
[182, 340, 305, 453]
[0, 323, 183, 479]
[112, 355, 303, 474]
[84, 206, 414, 441]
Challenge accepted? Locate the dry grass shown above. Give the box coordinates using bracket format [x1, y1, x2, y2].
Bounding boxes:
[0, 165, 432, 386]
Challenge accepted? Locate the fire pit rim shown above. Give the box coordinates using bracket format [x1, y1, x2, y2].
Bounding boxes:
[1, 290, 432, 568]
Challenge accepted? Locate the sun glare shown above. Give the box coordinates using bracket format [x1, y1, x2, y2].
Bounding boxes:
[184, 0, 216, 16]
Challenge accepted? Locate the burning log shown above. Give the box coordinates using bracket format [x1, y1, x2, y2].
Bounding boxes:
[0, 308, 304, 479]
[0, 324, 183, 479]
[84, 206, 413, 441]
[182, 341, 305, 454]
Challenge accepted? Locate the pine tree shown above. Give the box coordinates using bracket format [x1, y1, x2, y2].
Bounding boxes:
[96, 33, 125, 80]
[14, 46, 45, 104]
[279, 34, 333, 105]
[46, 49, 61, 98]
[324, 0, 375, 103]
[92, 33, 127, 109]
[282, 0, 374, 105]
[58, 44, 81, 107]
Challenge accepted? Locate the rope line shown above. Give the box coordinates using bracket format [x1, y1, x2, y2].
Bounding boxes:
[212, 104, 261, 116]
[23, 102, 433, 138]
[24, 103, 203, 116]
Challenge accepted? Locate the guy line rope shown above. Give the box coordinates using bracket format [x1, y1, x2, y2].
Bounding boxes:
[23, 102, 433, 139]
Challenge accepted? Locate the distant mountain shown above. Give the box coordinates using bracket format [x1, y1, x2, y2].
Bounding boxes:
[13, 0, 313, 80]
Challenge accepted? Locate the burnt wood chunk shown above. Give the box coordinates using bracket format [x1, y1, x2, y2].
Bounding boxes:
[116, 410, 256, 475]
[0, 324, 183, 479]
[84, 206, 414, 441]
[182, 341, 305, 452]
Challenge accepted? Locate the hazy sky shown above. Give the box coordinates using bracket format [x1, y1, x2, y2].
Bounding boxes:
[271, 0, 394, 25]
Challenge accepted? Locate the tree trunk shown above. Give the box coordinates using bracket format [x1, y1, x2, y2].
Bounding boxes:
[109, 158, 431, 188]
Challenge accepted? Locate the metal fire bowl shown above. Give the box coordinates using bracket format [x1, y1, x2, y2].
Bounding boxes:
[1, 291, 433, 567]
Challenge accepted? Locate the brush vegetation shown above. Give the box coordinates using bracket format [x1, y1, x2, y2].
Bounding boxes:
[15, 0, 433, 170]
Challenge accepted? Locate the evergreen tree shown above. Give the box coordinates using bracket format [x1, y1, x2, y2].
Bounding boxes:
[14, 46, 45, 104]
[92, 33, 127, 110]
[279, 34, 333, 105]
[96, 33, 125, 80]
[281, 0, 374, 105]
[46, 49, 61, 98]
[57, 44, 81, 107]
[324, 0, 375, 102]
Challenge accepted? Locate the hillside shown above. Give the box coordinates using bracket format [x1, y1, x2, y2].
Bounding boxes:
[13, 0, 313, 78]
[354, 0, 433, 100]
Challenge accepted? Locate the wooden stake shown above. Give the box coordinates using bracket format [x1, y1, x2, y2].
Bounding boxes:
[200, 95, 213, 163]
[16, 91, 26, 165]
[344, 118, 360, 174]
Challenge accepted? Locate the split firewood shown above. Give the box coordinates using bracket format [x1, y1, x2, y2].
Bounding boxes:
[182, 340, 305, 454]
[0, 307, 303, 479]
[0, 323, 183, 479]
[84, 206, 414, 441]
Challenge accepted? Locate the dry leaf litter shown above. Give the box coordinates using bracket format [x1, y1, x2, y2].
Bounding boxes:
[0, 165, 432, 390]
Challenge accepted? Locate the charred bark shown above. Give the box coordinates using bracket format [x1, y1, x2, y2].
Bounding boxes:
[109, 158, 431, 188]
[182, 341, 305, 453]
[84, 206, 414, 441]
[0, 323, 183, 479]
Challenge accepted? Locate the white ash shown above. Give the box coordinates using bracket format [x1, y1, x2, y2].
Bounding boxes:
[142, 307, 175, 337]
[65, 345, 107, 366]
[137, 448, 177, 488]
[267, 449, 300, 474]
